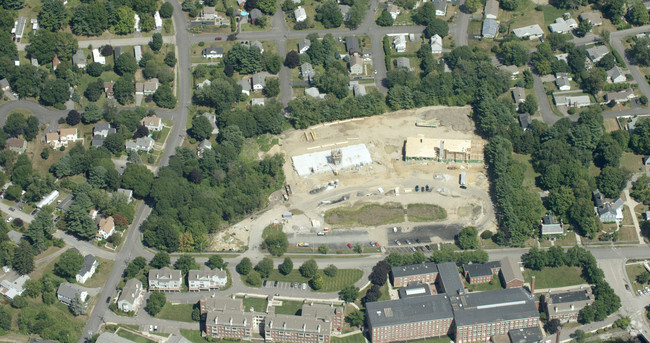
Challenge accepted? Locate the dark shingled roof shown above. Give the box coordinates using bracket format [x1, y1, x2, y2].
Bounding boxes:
[462, 261, 501, 278]
[391, 262, 438, 278]
[437, 262, 464, 295]
[508, 327, 544, 343]
[398, 283, 432, 298]
[366, 294, 453, 328]
[549, 289, 592, 304]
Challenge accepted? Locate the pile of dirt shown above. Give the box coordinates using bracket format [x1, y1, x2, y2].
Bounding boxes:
[415, 106, 474, 132]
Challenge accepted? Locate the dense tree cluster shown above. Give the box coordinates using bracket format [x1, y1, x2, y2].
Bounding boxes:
[224, 43, 263, 74]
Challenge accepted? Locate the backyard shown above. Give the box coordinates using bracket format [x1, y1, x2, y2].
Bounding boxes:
[523, 265, 587, 290]
[156, 303, 195, 322]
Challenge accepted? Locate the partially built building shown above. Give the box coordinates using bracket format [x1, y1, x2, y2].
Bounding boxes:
[404, 137, 484, 163]
[292, 144, 373, 176]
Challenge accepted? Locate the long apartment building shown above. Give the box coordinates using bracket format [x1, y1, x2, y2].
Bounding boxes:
[542, 287, 594, 322]
[264, 313, 331, 343]
[148, 267, 182, 292]
[188, 266, 227, 291]
[390, 262, 439, 288]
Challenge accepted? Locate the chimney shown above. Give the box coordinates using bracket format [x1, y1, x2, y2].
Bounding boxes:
[556, 329, 562, 343]
[531, 276, 536, 294]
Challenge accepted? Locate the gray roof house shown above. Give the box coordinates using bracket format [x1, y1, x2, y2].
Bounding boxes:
[484, 0, 498, 19]
[116, 188, 133, 203]
[579, 12, 602, 26]
[301, 62, 314, 81]
[512, 87, 526, 104]
[76, 254, 98, 284]
[0, 78, 10, 91]
[113, 46, 123, 60]
[249, 8, 262, 21]
[298, 38, 311, 54]
[197, 139, 212, 158]
[202, 112, 219, 135]
[513, 24, 544, 39]
[202, 45, 224, 58]
[396, 57, 411, 69]
[593, 189, 624, 223]
[6, 138, 26, 154]
[96, 333, 133, 343]
[149, 267, 183, 291]
[56, 194, 74, 212]
[607, 66, 627, 83]
[125, 137, 154, 152]
[353, 83, 366, 97]
[541, 214, 564, 235]
[72, 50, 87, 68]
[339, 4, 351, 21]
[605, 88, 635, 104]
[482, 19, 498, 38]
[93, 122, 114, 138]
[519, 113, 532, 131]
[117, 278, 143, 312]
[57, 282, 87, 306]
[555, 76, 571, 91]
[433, 0, 447, 16]
[252, 73, 266, 91]
[346, 36, 361, 55]
[238, 79, 252, 95]
[437, 262, 464, 295]
[586, 45, 609, 62]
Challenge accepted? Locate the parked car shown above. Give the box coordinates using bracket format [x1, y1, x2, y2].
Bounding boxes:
[374, 242, 380, 247]
[5, 217, 12, 223]
[394, 240, 401, 245]
[216, 37, 223, 40]
[405, 239, 411, 245]
[415, 185, 419, 192]
[347, 243, 353, 249]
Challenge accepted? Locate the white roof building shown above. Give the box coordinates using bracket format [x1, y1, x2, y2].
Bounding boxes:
[553, 93, 591, 107]
[134, 13, 140, 32]
[92, 49, 106, 65]
[430, 34, 443, 54]
[607, 66, 626, 83]
[295, 6, 307, 22]
[513, 24, 544, 39]
[394, 35, 407, 53]
[36, 190, 60, 209]
[154, 11, 163, 29]
[292, 144, 372, 176]
[0, 275, 29, 299]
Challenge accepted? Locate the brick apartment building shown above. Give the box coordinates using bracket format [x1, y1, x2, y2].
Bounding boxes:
[436, 262, 465, 295]
[499, 257, 525, 288]
[391, 262, 439, 287]
[264, 313, 331, 343]
[462, 261, 501, 284]
[542, 287, 594, 322]
[301, 303, 344, 333]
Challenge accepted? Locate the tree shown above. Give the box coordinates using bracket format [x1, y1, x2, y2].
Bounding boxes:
[0, 306, 11, 331]
[324, 264, 338, 277]
[263, 51, 282, 74]
[499, 0, 518, 10]
[26, 211, 55, 252]
[545, 319, 561, 334]
[285, 50, 300, 68]
[86, 63, 104, 78]
[101, 45, 114, 56]
[253, 258, 272, 278]
[54, 249, 84, 281]
[113, 76, 135, 105]
[153, 84, 177, 109]
[279, 257, 293, 275]
[594, 135, 622, 168]
[299, 259, 318, 278]
[82, 103, 102, 123]
[264, 78, 280, 97]
[1, 0, 24, 10]
[376, 9, 394, 26]
[345, 310, 364, 327]
[160, 2, 173, 17]
[369, 260, 389, 286]
[523, 247, 547, 270]
[362, 284, 381, 304]
[147, 291, 166, 316]
[582, 67, 606, 95]
[174, 255, 199, 274]
[315, 70, 348, 99]
[521, 94, 538, 114]
[103, 133, 125, 154]
[424, 18, 449, 38]
[597, 166, 630, 198]
[70, 2, 109, 36]
[237, 257, 252, 275]
[150, 33, 163, 51]
[164, 51, 177, 67]
[630, 119, 650, 154]
[575, 330, 586, 343]
[262, 232, 289, 256]
[11, 295, 28, 308]
[139, 12, 155, 32]
[339, 285, 359, 302]
[246, 271, 263, 287]
[257, 0, 277, 14]
[627, 3, 649, 26]
[457, 226, 478, 249]
[316, 0, 343, 28]
[318, 244, 329, 254]
[500, 41, 530, 66]
[207, 255, 226, 269]
[310, 274, 324, 290]
[121, 164, 154, 198]
[114, 6, 135, 34]
[150, 252, 170, 268]
[39, 0, 67, 31]
[613, 317, 631, 329]
[189, 115, 213, 141]
[115, 53, 138, 75]
[463, 0, 481, 12]
[66, 110, 81, 126]
[40, 78, 69, 106]
[70, 294, 86, 316]
[575, 19, 592, 37]
[224, 43, 263, 74]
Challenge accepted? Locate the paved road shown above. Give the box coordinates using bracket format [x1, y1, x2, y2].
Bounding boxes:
[610, 25, 650, 101]
[532, 73, 562, 125]
[451, 0, 469, 47]
[0, 100, 67, 132]
[16, 36, 176, 52]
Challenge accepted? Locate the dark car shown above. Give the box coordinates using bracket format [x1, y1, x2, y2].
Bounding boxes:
[415, 185, 419, 192]
[625, 284, 631, 291]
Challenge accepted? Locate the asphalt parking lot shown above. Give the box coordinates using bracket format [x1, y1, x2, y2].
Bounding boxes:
[264, 280, 309, 290]
[387, 224, 463, 243]
[385, 244, 434, 254]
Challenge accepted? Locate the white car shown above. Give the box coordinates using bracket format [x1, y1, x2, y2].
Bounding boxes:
[5, 217, 12, 223]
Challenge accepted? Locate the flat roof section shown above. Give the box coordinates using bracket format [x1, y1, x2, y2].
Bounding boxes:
[391, 262, 438, 278]
[291, 144, 372, 177]
[366, 294, 453, 328]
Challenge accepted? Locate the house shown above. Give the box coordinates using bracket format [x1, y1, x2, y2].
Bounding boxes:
[0, 275, 29, 299]
[294, 6, 307, 22]
[94, 122, 114, 138]
[92, 48, 106, 65]
[154, 11, 163, 29]
[393, 35, 407, 53]
[543, 288, 594, 322]
[197, 139, 212, 158]
[396, 57, 411, 69]
[12, 55, 19, 67]
[249, 9, 262, 24]
[513, 24, 544, 39]
[430, 34, 443, 54]
[349, 54, 364, 74]
[12, 16, 26, 43]
[607, 66, 627, 83]
[251, 98, 265, 106]
[593, 190, 624, 223]
[433, 0, 447, 16]
[605, 88, 636, 104]
[116, 188, 133, 203]
[135, 80, 159, 95]
[96, 333, 133, 343]
[48, 128, 79, 148]
[200, 6, 219, 20]
[134, 13, 140, 31]
[541, 214, 564, 235]
[117, 279, 143, 312]
[579, 12, 602, 26]
[387, 4, 400, 19]
[30, 57, 38, 67]
[114, 46, 123, 60]
[56, 194, 74, 212]
[301, 62, 314, 81]
[586, 45, 609, 62]
[0, 78, 10, 91]
[462, 261, 501, 284]
[518, 113, 532, 131]
[353, 83, 366, 97]
[252, 73, 265, 91]
[188, 266, 228, 291]
[484, 0, 498, 19]
[237, 0, 246, 6]
[244, 40, 264, 53]
[46, 132, 60, 148]
[36, 190, 59, 209]
[555, 76, 571, 91]
[482, 19, 498, 38]
[104, 81, 115, 99]
[202, 45, 224, 58]
[346, 36, 361, 55]
[549, 17, 576, 33]
[305, 87, 326, 98]
[238, 79, 252, 95]
[197, 79, 212, 89]
[96, 216, 115, 240]
[149, 267, 183, 291]
[512, 87, 526, 104]
[203, 112, 219, 135]
[56, 283, 87, 306]
[499, 256, 524, 288]
[72, 50, 87, 68]
[298, 39, 311, 54]
[76, 254, 98, 284]
[141, 115, 163, 131]
[645, 155, 650, 167]
[6, 138, 26, 154]
[339, 5, 350, 21]
[646, 210, 650, 221]
[89, 209, 98, 221]
[125, 137, 154, 152]
[553, 94, 591, 107]
[498, 65, 520, 79]
[134, 45, 143, 63]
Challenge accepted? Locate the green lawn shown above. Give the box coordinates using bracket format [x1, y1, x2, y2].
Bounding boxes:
[511, 153, 542, 192]
[464, 277, 504, 292]
[116, 329, 156, 343]
[332, 333, 367, 343]
[542, 6, 571, 25]
[180, 329, 207, 343]
[407, 203, 447, 222]
[626, 264, 648, 294]
[523, 266, 587, 290]
[239, 297, 268, 312]
[275, 300, 304, 315]
[265, 269, 364, 292]
[156, 303, 195, 322]
[325, 202, 405, 227]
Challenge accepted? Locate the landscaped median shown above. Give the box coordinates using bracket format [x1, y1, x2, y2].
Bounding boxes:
[323, 202, 447, 227]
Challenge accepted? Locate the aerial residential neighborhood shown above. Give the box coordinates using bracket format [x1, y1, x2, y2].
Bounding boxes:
[1, 0, 650, 342]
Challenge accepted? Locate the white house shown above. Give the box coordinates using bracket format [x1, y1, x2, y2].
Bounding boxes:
[433, 0, 446, 16]
[96, 216, 115, 240]
[125, 137, 154, 152]
[607, 66, 626, 83]
[92, 49, 106, 65]
[149, 267, 182, 291]
[295, 6, 307, 22]
[394, 35, 407, 53]
[188, 266, 228, 291]
[36, 190, 59, 209]
[553, 94, 591, 107]
[430, 34, 443, 54]
[76, 254, 98, 284]
[238, 79, 251, 95]
[0, 275, 29, 299]
[154, 11, 163, 29]
[349, 54, 363, 75]
[59, 128, 79, 146]
[252, 73, 266, 91]
[141, 115, 163, 131]
[134, 13, 140, 32]
[484, 0, 498, 19]
[513, 24, 544, 39]
[117, 279, 143, 312]
[555, 76, 571, 91]
[387, 4, 400, 19]
[298, 39, 311, 54]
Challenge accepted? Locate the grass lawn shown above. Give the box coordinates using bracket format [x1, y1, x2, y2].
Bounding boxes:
[355, 283, 389, 309]
[265, 269, 363, 292]
[511, 153, 542, 192]
[464, 277, 504, 292]
[625, 264, 648, 294]
[239, 297, 268, 312]
[156, 303, 195, 322]
[523, 266, 587, 290]
[116, 328, 156, 343]
[332, 333, 366, 343]
[413, 336, 454, 343]
[620, 152, 645, 173]
[82, 257, 115, 288]
[256, 134, 280, 152]
[275, 300, 304, 315]
[324, 202, 405, 227]
[407, 203, 447, 222]
[180, 329, 207, 343]
[542, 6, 571, 25]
